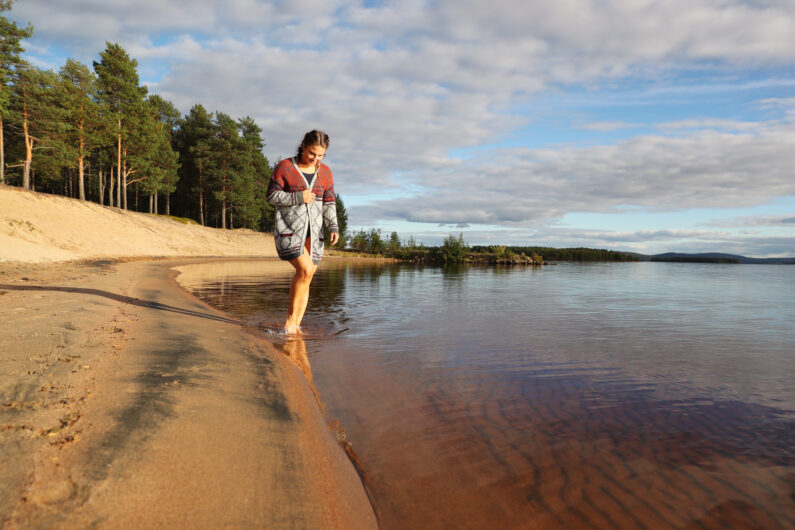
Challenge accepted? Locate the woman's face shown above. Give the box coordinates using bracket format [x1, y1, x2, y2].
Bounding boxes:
[301, 143, 327, 167]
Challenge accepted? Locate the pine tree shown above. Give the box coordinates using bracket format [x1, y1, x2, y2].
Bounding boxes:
[93, 42, 147, 209]
[440, 233, 468, 262]
[367, 228, 385, 253]
[9, 63, 62, 190]
[324, 193, 349, 247]
[389, 231, 401, 251]
[59, 58, 103, 200]
[0, 1, 32, 184]
[207, 112, 247, 229]
[175, 104, 215, 224]
[237, 116, 271, 230]
[143, 94, 180, 214]
[351, 229, 368, 251]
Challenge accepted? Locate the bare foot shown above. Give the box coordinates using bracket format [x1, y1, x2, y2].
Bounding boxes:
[284, 324, 302, 335]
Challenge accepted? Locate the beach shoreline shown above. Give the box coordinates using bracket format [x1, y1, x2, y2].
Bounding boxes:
[1, 255, 377, 526]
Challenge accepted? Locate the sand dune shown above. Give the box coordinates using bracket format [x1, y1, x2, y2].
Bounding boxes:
[0, 184, 277, 263]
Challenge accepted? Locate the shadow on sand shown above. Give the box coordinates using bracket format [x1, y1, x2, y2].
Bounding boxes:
[0, 284, 241, 325]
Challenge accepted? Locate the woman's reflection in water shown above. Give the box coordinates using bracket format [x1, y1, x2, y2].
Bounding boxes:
[282, 336, 313, 382]
[281, 336, 324, 406]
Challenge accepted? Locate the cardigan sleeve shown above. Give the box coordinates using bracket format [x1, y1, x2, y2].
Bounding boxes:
[323, 200, 339, 234]
[321, 169, 338, 233]
[266, 163, 304, 206]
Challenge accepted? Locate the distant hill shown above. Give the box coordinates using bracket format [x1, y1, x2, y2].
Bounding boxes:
[648, 252, 795, 264]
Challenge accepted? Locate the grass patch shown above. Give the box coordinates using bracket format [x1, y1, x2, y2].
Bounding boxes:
[7, 218, 36, 231]
[156, 214, 198, 225]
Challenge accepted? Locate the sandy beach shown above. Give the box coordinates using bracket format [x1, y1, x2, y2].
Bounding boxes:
[1, 186, 377, 528]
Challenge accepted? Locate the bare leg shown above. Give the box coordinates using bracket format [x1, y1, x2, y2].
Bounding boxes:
[284, 239, 317, 334]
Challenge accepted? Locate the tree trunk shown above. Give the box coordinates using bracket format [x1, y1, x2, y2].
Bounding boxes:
[116, 132, 122, 208]
[165, 194, 170, 216]
[148, 194, 153, 214]
[22, 159, 31, 190]
[0, 117, 4, 184]
[99, 169, 105, 206]
[122, 161, 128, 210]
[109, 166, 115, 207]
[222, 198, 227, 229]
[78, 135, 86, 200]
[22, 106, 33, 190]
[199, 191, 205, 226]
[154, 193, 159, 215]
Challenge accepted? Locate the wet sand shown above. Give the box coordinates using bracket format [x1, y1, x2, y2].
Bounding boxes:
[0, 258, 376, 529]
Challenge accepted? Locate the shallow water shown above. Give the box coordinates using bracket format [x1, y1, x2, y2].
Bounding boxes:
[177, 259, 795, 529]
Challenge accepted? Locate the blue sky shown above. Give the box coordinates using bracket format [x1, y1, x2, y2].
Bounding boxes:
[10, 0, 795, 256]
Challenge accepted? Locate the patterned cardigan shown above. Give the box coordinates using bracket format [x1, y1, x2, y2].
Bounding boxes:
[266, 158, 338, 264]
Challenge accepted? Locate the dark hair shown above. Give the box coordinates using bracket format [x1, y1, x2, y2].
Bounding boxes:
[296, 130, 330, 160]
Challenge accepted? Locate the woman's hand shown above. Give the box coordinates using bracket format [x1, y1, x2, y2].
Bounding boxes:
[302, 190, 316, 204]
[330, 232, 339, 246]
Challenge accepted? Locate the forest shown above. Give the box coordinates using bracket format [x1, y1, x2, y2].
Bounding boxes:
[0, 3, 348, 237]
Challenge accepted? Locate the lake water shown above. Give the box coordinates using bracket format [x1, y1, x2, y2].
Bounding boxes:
[176, 259, 794, 529]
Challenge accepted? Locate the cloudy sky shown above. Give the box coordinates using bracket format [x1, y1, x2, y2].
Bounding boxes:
[11, 0, 795, 256]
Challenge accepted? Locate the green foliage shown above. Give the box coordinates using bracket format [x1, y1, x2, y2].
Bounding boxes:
[344, 228, 394, 255]
[342, 228, 388, 253]
[439, 233, 468, 263]
[323, 192, 348, 247]
[93, 42, 146, 114]
[204, 112, 255, 228]
[59, 59, 101, 152]
[93, 42, 151, 209]
[175, 104, 214, 224]
[9, 63, 67, 188]
[350, 229, 367, 251]
[0, 2, 32, 184]
[143, 94, 180, 199]
[388, 231, 401, 251]
[0, 2, 32, 119]
[335, 193, 349, 247]
[157, 214, 198, 225]
[492, 245, 507, 260]
[238, 115, 272, 230]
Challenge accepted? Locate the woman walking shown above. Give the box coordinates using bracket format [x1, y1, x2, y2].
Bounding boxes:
[267, 130, 339, 334]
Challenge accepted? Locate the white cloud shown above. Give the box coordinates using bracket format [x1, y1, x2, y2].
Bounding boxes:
[355, 118, 795, 226]
[656, 119, 764, 132]
[701, 215, 795, 228]
[8, 0, 795, 255]
[577, 121, 640, 132]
